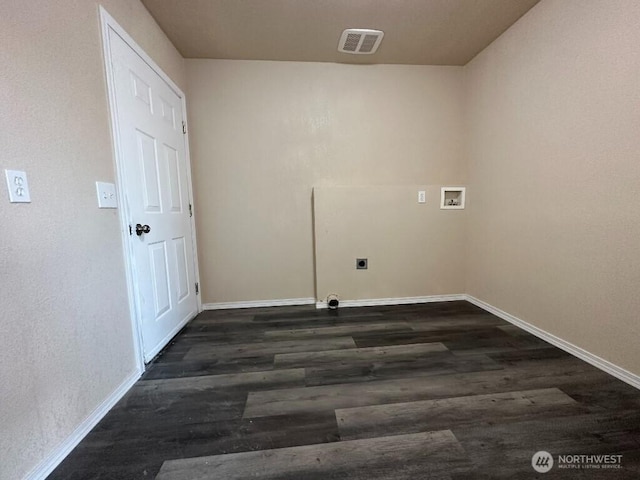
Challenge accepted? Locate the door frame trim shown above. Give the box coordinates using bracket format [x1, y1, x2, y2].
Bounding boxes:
[99, 6, 202, 369]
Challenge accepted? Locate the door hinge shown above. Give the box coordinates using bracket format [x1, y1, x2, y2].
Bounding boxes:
[189, 203, 193, 217]
[195, 282, 199, 295]
[182, 121, 187, 134]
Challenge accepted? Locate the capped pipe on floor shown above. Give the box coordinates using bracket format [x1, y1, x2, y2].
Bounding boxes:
[327, 293, 340, 310]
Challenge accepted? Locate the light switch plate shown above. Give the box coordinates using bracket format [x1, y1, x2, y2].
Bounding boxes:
[96, 181, 117, 208]
[5, 169, 31, 203]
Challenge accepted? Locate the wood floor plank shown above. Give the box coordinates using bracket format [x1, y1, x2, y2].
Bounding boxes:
[336, 388, 583, 440]
[486, 346, 571, 365]
[192, 307, 378, 328]
[243, 357, 606, 418]
[496, 324, 532, 336]
[137, 368, 305, 392]
[187, 313, 256, 325]
[142, 356, 277, 380]
[450, 344, 554, 357]
[183, 337, 356, 361]
[264, 321, 413, 339]
[274, 342, 448, 368]
[380, 301, 483, 317]
[155, 430, 466, 480]
[102, 388, 248, 428]
[248, 314, 391, 330]
[442, 334, 549, 353]
[232, 412, 341, 452]
[410, 314, 508, 331]
[304, 352, 502, 387]
[254, 310, 384, 323]
[560, 378, 640, 411]
[351, 327, 527, 349]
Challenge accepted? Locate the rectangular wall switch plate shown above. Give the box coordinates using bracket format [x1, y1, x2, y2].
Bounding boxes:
[96, 181, 118, 208]
[418, 190, 426, 203]
[5, 169, 31, 203]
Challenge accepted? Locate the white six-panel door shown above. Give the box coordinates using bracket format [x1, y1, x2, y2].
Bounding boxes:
[107, 29, 198, 362]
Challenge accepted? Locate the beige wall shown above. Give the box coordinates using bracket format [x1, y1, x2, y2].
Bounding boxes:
[186, 60, 465, 304]
[314, 186, 466, 302]
[465, 0, 640, 373]
[0, 1, 185, 479]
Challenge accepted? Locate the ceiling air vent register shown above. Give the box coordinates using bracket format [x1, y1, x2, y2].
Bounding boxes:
[338, 29, 384, 55]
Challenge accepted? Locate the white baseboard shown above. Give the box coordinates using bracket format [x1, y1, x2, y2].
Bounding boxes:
[315, 294, 467, 309]
[464, 295, 640, 391]
[26, 368, 141, 480]
[203, 297, 316, 310]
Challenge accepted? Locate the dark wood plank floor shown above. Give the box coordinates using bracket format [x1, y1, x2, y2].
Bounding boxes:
[48, 301, 640, 479]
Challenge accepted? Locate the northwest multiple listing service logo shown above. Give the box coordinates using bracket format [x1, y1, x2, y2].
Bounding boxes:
[532, 451, 554, 473]
[532, 451, 623, 473]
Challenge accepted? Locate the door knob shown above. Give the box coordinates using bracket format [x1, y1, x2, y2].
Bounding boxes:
[135, 223, 151, 236]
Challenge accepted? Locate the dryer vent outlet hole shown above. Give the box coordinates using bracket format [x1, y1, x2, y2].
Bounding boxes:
[356, 258, 368, 270]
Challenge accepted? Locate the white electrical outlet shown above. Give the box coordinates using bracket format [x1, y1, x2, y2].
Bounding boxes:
[5, 170, 31, 203]
[96, 181, 118, 208]
[418, 190, 426, 204]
